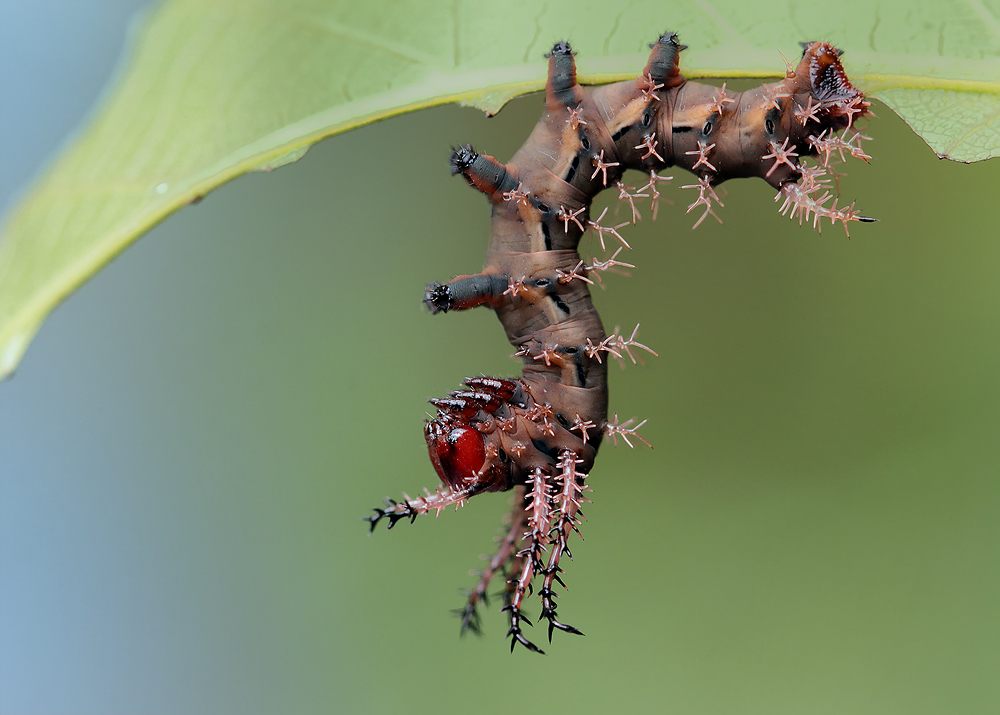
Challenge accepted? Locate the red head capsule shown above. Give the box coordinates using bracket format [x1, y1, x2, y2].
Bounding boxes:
[426, 425, 486, 491]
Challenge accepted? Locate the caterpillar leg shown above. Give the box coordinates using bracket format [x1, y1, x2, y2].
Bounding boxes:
[544, 41, 584, 110]
[424, 271, 508, 314]
[450, 144, 517, 197]
[642, 31, 686, 88]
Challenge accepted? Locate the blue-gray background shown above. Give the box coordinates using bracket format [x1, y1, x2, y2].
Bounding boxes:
[2, 2, 999, 713]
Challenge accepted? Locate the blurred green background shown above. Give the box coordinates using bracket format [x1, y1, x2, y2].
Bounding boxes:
[2, 2, 999, 714]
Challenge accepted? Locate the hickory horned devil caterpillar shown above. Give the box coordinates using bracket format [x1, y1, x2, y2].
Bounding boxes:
[365, 33, 872, 654]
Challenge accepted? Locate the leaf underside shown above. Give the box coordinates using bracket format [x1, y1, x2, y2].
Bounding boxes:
[1, 0, 998, 377]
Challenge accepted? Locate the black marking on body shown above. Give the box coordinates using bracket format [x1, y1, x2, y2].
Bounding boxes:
[531, 439, 559, 460]
[565, 155, 580, 183]
[611, 126, 629, 142]
[552, 295, 570, 314]
[765, 107, 781, 137]
[673, 125, 694, 133]
[542, 222, 552, 250]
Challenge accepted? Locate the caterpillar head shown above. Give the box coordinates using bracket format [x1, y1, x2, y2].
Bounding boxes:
[754, 41, 870, 189]
[794, 41, 868, 124]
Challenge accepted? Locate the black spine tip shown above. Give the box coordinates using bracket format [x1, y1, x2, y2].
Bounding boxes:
[449, 144, 478, 175]
[544, 40, 573, 58]
[424, 283, 451, 314]
[365, 509, 385, 533]
[655, 31, 686, 51]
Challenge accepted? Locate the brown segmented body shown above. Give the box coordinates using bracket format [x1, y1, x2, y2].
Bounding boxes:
[366, 33, 871, 653]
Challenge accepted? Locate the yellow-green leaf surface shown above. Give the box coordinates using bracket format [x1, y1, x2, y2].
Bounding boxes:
[1, 0, 998, 377]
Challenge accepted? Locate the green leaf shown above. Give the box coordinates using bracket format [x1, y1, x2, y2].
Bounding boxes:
[1, 0, 998, 377]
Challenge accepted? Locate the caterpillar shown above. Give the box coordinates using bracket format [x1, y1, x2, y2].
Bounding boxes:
[365, 33, 872, 654]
